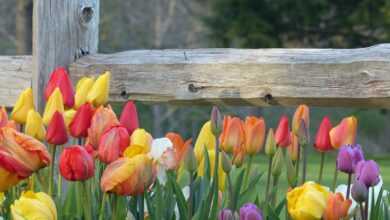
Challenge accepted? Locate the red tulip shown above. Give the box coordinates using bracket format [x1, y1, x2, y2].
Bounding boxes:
[46, 111, 68, 145]
[120, 101, 139, 135]
[314, 116, 333, 152]
[275, 115, 290, 147]
[98, 125, 130, 164]
[59, 145, 94, 181]
[69, 103, 94, 138]
[44, 67, 75, 108]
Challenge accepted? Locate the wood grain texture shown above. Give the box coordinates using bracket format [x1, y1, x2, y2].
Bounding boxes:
[33, 0, 99, 110]
[69, 44, 390, 108]
[0, 56, 32, 107]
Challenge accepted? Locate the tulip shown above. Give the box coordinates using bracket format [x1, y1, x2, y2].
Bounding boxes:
[287, 182, 330, 220]
[210, 106, 223, 136]
[355, 160, 380, 187]
[69, 103, 94, 138]
[59, 145, 94, 181]
[292, 104, 309, 137]
[100, 154, 155, 196]
[218, 208, 235, 220]
[87, 71, 110, 107]
[25, 110, 46, 141]
[44, 67, 75, 108]
[160, 148, 178, 171]
[0, 127, 51, 191]
[43, 88, 64, 125]
[264, 128, 276, 157]
[351, 179, 368, 203]
[314, 116, 333, 152]
[11, 191, 57, 220]
[0, 107, 8, 128]
[46, 111, 68, 145]
[288, 132, 299, 161]
[165, 132, 192, 163]
[243, 116, 265, 155]
[194, 121, 216, 161]
[336, 144, 364, 174]
[323, 192, 351, 220]
[87, 106, 119, 149]
[98, 125, 130, 164]
[330, 116, 357, 149]
[63, 109, 76, 128]
[274, 115, 290, 147]
[198, 149, 226, 191]
[123, 128, 152, 158]
[219, 116, 244, 154]
[239, 203, 263, 220]
[232, 145, 245, 168]
[221, 152, 232, 174]
[119, 101, 139, 135]
[271, 147, 284, 177]
[11, 88, 34, 124]
[75, 76, 94, 109]
[286, 149, 297, 187]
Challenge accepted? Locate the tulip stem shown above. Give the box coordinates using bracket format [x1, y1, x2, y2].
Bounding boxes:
[295, 143, 301, 183]
[271, 174, 280, 207]
[359, 202, 366, 220]
[188, 173, 194, 218]
[138, 194, 144, 220]
[365, 195, 369, 220]
[346, 173, 352, 199]
[98, 193, 108, 220]
[243, 155, 254, 189]
[331, 163, 338, 191]
[318, 152, 325, 184]
[48, 145, 57, 197]
[301, 142, 308, 184]
[82, 181, 93, 220]
[227, 173, 235, 210]
[265, 156, 273, 202]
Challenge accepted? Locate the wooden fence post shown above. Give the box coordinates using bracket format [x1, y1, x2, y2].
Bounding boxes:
[32, 0, 99, 111]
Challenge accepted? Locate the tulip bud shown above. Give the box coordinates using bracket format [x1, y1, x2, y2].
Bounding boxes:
[210, 106, 223, 136]
[44, 67, 75, 108]
[75, 76, 94, 109]
[264, 129, 276, 157]
[314, 116, 332, 152]
[46, 111, 68, 145]
[275, 115, 290, 148]
[59, 145, 95, 181]
[351, 180, 368, 204]
[286, 150, 297, 187]
[11, 88, 34, 124]
[355, 160, 380, 187]
[232, 146, 245, 168]
[221, 152, 232, 174]
[25, 110, 46, 141]
[43, 88, 64, 125]
[287, 132, 298, 161]
[271, 147, 284, 177]
[87, 71, 110, 107]
[119, 101, 139, 135]
[336, 144, 364, 174]
[69, 103, 94, 138]
[239, 203, 263, 220]
[292, 104, 309, 137]
[184, 147, 198, 173]
[218, 208, 235, 220]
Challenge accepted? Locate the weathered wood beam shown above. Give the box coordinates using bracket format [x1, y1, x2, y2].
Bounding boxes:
[69, 44, 390, 108]
[0, 56, 32, 107]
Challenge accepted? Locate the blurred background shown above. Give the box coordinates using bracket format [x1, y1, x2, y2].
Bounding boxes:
[2, 0, 390, 155]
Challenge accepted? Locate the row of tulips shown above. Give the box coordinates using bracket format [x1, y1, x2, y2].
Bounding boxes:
[0, 66, 388, 219]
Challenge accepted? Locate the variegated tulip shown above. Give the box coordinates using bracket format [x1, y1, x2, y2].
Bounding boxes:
[44, 67, 75, 108]
[98, 125, 130, 164]
[329, 116, 357, 149]
[43, 88, 64, 125]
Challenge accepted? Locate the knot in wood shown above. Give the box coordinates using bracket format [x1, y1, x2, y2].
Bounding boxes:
[80, 6, 94, 25]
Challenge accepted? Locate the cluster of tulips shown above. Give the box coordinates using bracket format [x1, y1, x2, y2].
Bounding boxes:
[0, 66, 388, 220]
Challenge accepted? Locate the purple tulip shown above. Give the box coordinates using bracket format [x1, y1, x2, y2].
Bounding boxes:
[355, 160, 380, 187]
[351, 179, 368, 203]
[239, 203, 263, 220]
[218, 209, 234, 220]
[336, 144, 364, 174]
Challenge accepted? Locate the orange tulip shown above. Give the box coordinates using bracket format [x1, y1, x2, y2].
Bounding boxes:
[0, 127, 51, 191]
[219, 116, 244, 154]
[100, 154, 156, 196]
[323, 192, 351, 220]
[0, 107, 8, 128]
[165, 132, 192, 162]
[232, 145, 246, 168]
[243, 116, 266, 155]
[288, 132, 299, 161]
[292, 104, 309, 136]
[86, 106, 119, 149]
[329, 116, 357, 149]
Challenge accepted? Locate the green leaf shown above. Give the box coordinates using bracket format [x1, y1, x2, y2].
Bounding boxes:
[168, 172, 189, 220]
[238, 172, 263, 207]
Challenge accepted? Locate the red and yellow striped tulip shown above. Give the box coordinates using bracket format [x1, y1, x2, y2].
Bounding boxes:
[98, 125, 130, 164]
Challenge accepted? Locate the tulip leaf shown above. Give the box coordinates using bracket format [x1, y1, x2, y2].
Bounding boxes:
[145, 192, 157, 220]
[275, 199, 286, 216]
[238, 172, 263, 207]
[168, 173, 189, 220]
[265, 203, 280, 220]
[232, 169, 245, 210]
[203, 147, 211, 180]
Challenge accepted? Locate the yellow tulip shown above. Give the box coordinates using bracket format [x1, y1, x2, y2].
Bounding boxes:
[194, 121, 216, 161]
[25, 110, 46, 141]
[75, 77, 94, 109]
[287, 182, 330, 220]
[63, 109, 76, 128]
[198, 150, 226, 191]
[43, 88, 64, 125]
[87, 72, 110, 107]
[123, 128, 153, 158]
[11, 88, 34, 124]
[11, 191, 57, 220]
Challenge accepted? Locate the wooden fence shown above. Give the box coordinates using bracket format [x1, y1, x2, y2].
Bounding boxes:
[1, 0, 390, 109]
